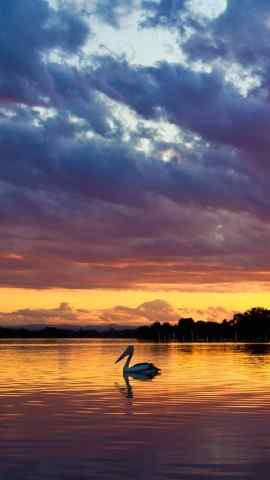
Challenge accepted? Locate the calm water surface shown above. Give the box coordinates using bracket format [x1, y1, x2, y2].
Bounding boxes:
[1, 340, 270, 479]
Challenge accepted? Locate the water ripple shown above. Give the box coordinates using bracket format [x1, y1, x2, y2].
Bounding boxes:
[1, 341, 270, 478]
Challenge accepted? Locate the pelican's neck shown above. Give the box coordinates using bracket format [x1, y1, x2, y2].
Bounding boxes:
[123, 350, 133, 371]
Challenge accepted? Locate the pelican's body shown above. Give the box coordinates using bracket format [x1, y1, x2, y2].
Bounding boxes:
[115, 345, 160, 375]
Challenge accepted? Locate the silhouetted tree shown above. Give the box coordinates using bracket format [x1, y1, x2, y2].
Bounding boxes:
[1, 306, 270, 342]
[177, 318, 195, 341]
[230, 307, 270, 342]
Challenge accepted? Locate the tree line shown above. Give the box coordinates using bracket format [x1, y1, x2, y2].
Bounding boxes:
[0, 307, 270, 341]
[136, 308, 270, 342]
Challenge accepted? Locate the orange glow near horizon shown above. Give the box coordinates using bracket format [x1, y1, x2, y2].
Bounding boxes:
[1, 286, 270, 318]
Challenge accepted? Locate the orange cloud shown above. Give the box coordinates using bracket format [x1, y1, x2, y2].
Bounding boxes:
[0, 299, 236, 328]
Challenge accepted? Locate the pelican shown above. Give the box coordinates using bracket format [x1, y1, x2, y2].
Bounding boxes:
[115, 345, 160, 375]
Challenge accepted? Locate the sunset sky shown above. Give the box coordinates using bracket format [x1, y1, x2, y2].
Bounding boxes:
[1, 0, 270, 325]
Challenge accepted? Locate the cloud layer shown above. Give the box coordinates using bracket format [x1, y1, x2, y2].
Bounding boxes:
[0, 300, 234, 327]
[1, 0, 270, 293]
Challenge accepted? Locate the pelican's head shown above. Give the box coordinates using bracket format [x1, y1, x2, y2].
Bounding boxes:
[115, 345, 134, 364]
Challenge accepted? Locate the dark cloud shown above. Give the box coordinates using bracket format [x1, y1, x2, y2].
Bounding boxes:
[0, 0, 270, 292]
[93, 0, 137, 27]
[0, 101, 270, 290]
[0, 107, 268, 220]
[90, 55, 270, 169]
[1, 193, 270, 290]
[141, 0, 187, 28]
[140, 0, 270, 100]
[0, 0, 89, 102]
[182, 0, 270, 68]
[0, 0, 116, 136]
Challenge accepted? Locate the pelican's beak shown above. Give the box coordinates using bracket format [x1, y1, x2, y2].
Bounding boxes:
[115, 350, 127, 364]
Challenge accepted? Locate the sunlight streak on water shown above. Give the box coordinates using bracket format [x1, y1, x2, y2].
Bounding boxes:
[1, 341, 270, 478]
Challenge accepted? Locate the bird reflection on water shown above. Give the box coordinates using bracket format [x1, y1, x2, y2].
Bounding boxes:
[115, 344, 161, 398]
[116, 370, 160, 399]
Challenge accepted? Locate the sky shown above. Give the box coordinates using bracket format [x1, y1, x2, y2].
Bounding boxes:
[1, 0, 270, 326]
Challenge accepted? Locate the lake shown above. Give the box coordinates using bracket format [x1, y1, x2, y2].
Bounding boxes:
[1, 340, 270, 479]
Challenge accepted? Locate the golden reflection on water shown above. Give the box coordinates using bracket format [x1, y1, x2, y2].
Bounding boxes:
[1, 340, 270, 479]
[1, 340, 270, 403]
